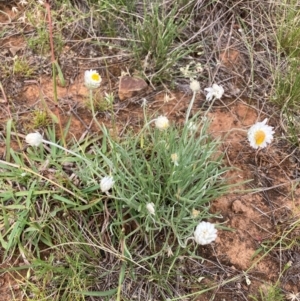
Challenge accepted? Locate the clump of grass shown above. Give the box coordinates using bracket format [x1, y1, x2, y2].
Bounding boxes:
[250, 284, 285, 301]
[65, 0, 197, 83]
[31, 110, 51, 128]
[273, 1, 300, 145]
[25, 2, 64, 55]
[85, 91, 115, 113]
[20, 250, 90, 301]
[248, 217, 300, 301]
[26, 26, 50, 55]
[0, 104, 234, 299]
[12, 56, 35, 77]
[130, 1, 195, 83]
[0, 62, 11, 78]
[89, 115, 229, 248]
[277, 0, 300, 58]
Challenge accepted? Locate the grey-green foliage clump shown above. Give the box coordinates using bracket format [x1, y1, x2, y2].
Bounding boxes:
[250, 285, 285, 301]
[131, 1, 193, 83]
[80, 115, 230, 248]
[273, 1, 300, 145]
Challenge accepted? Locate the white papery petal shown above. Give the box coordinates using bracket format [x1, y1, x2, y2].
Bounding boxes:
[247, 119, 274, 149]
[100, 176, 114, 193]
[84, 69, 102, 89]
[25, 133, 43, 147]
[204, 84, 224, 101]
[155, 116, 169, 130]
[146, 203, 155, 215]
[194, 221, 217, 245]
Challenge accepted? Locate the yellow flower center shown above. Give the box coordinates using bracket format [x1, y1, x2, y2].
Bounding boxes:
[254, 130, 266, 145]
[91, 73, 100, 81]
[163, 121, 169, 129]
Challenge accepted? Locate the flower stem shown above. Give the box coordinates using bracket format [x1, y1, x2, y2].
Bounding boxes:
[89, 89, 103, 130]
[42, 139, 87, 161]
[185, 91, 196, 124]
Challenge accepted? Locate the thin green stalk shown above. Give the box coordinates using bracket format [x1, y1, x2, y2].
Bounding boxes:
[116, 259, 126, 301]
[52, 60, 58, 103]
[89, 89, 103, 130]
[203, 99, 215, 117]
[185, 91, 196, 123]
[45, 1, 66, 148]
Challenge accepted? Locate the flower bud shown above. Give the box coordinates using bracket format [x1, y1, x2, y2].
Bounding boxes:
[25, 132, 43, 147]
[146, 203, 155, 215]
[100, 176, 114, 193]
[190, 79, 200, 92]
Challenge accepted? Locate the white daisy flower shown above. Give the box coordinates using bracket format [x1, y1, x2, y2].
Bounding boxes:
[194, 221, 217, 245]
[204, 84, 224, 101]
[100, 176, 114, 193]
[247, 118, 274, 149]
[25, 132, 43, 147]
[155, 115, 169, 130]
[84, 69, 102, 89]
[146, 202, 155, 215]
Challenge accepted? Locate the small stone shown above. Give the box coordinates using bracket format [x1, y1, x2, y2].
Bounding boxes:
[118, 76, 148, 101]
[231, 200, 247, 214]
